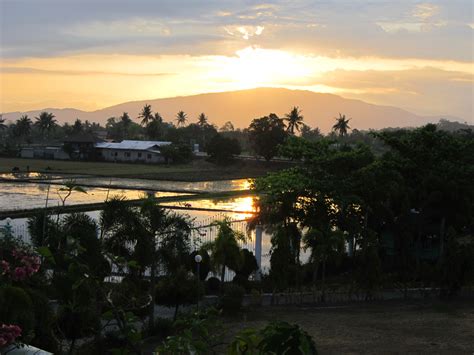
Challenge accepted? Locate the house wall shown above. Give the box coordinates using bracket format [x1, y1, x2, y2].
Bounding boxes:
[20, 147, 70, 160]
[20, 148, 34, 159]
[98, 149, 165, 163]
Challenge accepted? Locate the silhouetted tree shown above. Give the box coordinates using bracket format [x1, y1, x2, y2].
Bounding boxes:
[15, 115, 33, 142]
[197, 113, 208, 127]
[248, 113, 287, 160]
[176, 111, 188, 127]
[138, 104, 153, 126]
[35, 112, 57, 140]
[284, 106, 304, 134]
[206, 134, 241, 165]
[332, 113, 351, 137]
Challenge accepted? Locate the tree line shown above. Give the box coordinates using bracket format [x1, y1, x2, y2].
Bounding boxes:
[0, 106, 390, 162]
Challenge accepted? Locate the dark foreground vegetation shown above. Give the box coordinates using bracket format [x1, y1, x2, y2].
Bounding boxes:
[1, 119, 473, 354]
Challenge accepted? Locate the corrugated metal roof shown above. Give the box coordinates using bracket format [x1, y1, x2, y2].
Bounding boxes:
[95, 140, 171, 151]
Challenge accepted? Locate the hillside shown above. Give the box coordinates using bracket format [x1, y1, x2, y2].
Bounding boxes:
[2, 88, 455, 132]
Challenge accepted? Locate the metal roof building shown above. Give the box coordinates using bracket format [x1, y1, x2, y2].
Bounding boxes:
[95, 140, 171, 163]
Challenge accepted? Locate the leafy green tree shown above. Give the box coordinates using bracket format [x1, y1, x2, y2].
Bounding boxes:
[220, 121, 235, 132]
[332, 113, 351, 137]
[160, 143, 193, 164]
[145, 120, 163, 140]
[206, 134, 241, 165]
[154, 112, 163, 123]
[138, 104, 153, 126]
[70, 118, 84, 135]
[284, 106, 304, 134]
[248, 113, 287, 160]
[301, 124, 323, 141]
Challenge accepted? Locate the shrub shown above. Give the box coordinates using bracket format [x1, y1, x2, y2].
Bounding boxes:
[0, 286, 34, 338]
[229, 321, 318, 354]
[206, 277, 221, 295]
[220, 284, 245, 314]
[146, 317, 174, 339]
[155, 267, 203, 320]
[57, 305, 100, 341]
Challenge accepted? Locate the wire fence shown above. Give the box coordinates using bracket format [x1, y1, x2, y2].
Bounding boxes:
[3, 212, 269, 282]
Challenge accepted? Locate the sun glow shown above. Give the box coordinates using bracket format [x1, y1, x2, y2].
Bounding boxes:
[206, 47, 314, 88]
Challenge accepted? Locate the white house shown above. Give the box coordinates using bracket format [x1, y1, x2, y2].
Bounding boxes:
[94, 140, 171, 163]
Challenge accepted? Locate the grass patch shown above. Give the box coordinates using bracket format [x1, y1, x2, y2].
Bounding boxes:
[0, 157, 291, 181]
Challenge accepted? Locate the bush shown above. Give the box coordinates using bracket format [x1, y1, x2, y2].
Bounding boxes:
[205, 277, 221, 295]
[220, 284, 245, 314]
[0, 286, 34, 338]
[229, 321, 317, 354]
[155, 267, 203, 320]
[57, 305, 100, 341]
[146, 317, 174, 339]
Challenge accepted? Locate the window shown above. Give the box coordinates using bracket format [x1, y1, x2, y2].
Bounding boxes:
[125, 152, 131, 157]
[147, 154, 152, 159]
[138, 152, 142, 158]
[114, 152, 118, 157]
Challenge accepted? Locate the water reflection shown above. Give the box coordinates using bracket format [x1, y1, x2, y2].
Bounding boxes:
[0, 182, 190, 211]
[161, 195, 257, 220]
[36, 177, 254, 193]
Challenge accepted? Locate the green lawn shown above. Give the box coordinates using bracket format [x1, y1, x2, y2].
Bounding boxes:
[0, 157, 290, 181]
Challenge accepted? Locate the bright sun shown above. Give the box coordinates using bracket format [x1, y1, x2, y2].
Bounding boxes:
[208, 46, 313, 88]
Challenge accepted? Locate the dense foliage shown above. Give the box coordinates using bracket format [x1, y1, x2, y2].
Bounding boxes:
[253, 124, 474, 299]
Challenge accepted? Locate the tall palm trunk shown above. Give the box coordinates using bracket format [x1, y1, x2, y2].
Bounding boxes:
[220, 264, 226, 285]
[321, 259, 327, 302]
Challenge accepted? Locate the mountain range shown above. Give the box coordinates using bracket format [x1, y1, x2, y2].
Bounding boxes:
[2, 88, 460, 132]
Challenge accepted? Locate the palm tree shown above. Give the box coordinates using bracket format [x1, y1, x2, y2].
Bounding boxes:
[35, 111, 57, 139]
[284, 106, 304, 134]
[138, 104, 153, 126]
[153, 112, 163, 123]
[15, 115, 32, 140]
[197, 113, 208, 127]
[332, 113, 351, 137]
[204, 218, 246, 286]
[175, 111, 187, 127]
[120, 112, 132, 139]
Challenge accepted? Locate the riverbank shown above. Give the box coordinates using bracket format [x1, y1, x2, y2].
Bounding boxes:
[0, 157, 292, 181]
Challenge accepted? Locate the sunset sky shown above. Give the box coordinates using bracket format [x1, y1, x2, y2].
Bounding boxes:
[1, 0, 473, 121]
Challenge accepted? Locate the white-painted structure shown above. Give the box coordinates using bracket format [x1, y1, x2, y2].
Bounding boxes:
[95, 140, 171, 163]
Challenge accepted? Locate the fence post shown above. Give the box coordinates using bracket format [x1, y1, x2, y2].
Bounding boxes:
[255, 224, 262, 281]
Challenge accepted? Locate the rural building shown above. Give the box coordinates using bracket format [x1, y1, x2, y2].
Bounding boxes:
[20, 146, 70, 160]
[95, 140, 171, 163]
[63, 133, 104, 160]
